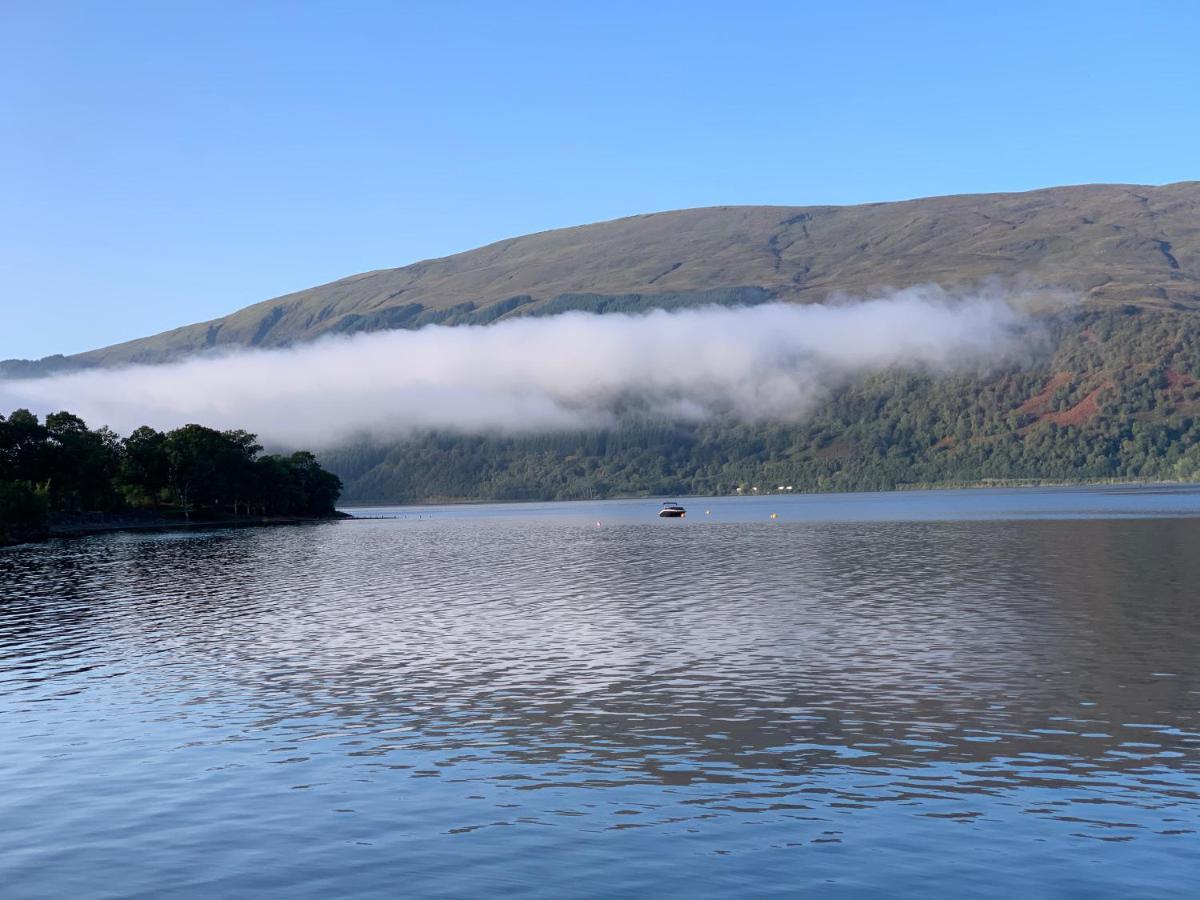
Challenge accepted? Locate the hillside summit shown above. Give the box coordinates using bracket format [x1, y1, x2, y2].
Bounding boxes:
[46, 182, 1200, 368]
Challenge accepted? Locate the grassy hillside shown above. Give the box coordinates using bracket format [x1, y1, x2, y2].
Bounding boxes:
[21, 181, 1197, 369]
[322, 306, 1200, 503]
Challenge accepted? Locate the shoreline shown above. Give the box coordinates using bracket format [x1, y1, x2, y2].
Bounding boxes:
[338, 477, 1200, 511]
[2, 510, 352, 549]
[9, 479, 1199, 545]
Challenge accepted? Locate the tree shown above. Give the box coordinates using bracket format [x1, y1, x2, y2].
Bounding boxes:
[119, 426, 170, 506]
[0, 408, 48, 483]
[43, 411, 121, 511]
[164, 424, 230, 518]
[252, 451, 342, 516]
[282, 451, 343, 515]
[218, 429, 262, 516]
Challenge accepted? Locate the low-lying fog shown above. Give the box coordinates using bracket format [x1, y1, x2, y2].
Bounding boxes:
[1, 287, 1059, 447]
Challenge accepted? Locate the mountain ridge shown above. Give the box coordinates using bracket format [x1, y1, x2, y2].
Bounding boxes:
[6, 181, 1194, 372]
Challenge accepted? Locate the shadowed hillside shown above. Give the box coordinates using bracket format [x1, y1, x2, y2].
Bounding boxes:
[30, 181, 1200, 368]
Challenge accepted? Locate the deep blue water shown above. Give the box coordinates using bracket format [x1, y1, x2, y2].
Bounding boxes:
[3, 485, 1200, 897]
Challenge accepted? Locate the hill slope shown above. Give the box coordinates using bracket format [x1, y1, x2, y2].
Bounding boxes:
[55, 181, 1200, 367]
[323, 306, 1200, 503]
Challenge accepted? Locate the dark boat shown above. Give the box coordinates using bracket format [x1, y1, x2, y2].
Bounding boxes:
[658, 502, 686, 518]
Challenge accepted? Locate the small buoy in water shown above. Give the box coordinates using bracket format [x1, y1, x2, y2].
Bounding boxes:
[705, 509, 711, 515]
[596, 521, 602, 528]
[770, 512, 779, 519]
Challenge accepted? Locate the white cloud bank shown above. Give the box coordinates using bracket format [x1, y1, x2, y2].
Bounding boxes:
[1, 287, 1050, 448]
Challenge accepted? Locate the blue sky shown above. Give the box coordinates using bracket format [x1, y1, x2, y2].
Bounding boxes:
[2, 1, 1197, 359]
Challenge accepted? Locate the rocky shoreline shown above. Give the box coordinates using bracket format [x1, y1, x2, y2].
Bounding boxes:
[2, 509, 353, 548]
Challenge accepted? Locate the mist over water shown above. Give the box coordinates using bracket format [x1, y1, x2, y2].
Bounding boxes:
[0, 288, 1045, 446]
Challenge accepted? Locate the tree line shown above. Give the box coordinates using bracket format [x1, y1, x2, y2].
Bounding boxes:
[1, 411, 342, 543]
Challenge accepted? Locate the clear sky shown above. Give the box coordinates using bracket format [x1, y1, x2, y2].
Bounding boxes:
[2, 0, 1197, 359]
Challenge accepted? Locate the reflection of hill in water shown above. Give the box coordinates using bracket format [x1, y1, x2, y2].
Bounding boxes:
[6, 515, 1199, 799]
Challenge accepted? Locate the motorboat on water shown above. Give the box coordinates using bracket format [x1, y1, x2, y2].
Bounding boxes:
[658, 501, 686, 518]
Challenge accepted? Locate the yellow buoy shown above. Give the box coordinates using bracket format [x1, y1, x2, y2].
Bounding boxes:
[770, 512, 779, 519]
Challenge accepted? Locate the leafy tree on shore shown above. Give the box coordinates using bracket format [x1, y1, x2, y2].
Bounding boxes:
[165, 424, 243, 518]
[119, 426, 170, 506]
[0, 408, 48, 483]
[44, 412, 122, 512]
[254, 451, 343, 516]
[0, 411, 343, 542]
[0, 410, 52, 542]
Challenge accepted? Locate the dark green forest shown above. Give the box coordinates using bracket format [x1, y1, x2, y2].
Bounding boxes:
[0, 413, 342, 544]
[323, 307, 1200, 504]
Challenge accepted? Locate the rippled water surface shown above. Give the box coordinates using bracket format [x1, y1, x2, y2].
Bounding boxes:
[3, 486, 1200, 897]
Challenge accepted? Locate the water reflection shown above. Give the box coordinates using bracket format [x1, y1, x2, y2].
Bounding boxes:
[2, 507, 1200, 896]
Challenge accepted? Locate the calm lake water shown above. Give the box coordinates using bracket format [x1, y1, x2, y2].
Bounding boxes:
[3, 486, 1200, 897]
